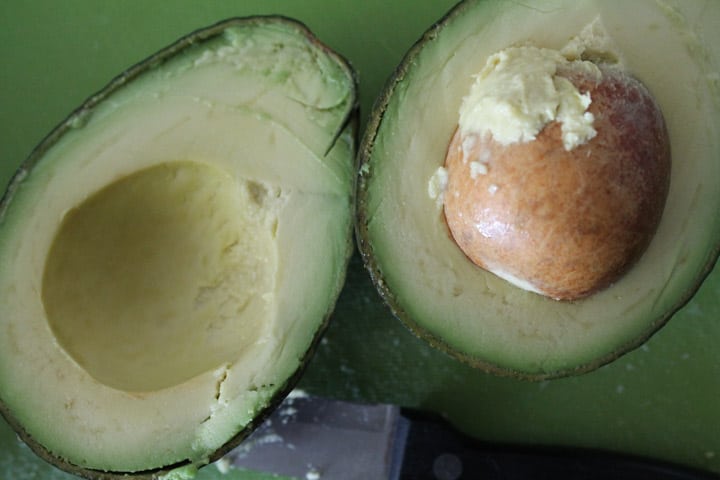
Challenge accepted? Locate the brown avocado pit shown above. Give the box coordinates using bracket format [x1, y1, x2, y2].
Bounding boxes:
[443, 64, 671, 300]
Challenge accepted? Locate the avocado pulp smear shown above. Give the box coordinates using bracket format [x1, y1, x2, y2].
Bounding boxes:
[357, 0, 720, 378]
[0, 17, 356, 477]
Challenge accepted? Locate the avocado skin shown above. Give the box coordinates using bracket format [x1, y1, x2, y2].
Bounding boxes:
[355, 0, 720, 381]
[0, 15, 357, 479]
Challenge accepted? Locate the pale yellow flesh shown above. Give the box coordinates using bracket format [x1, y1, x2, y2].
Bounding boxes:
[42, 161, 277, 392]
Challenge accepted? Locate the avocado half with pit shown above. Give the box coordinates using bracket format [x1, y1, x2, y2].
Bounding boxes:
[0, 17, 356, 477]
[357, 0, 720, 379]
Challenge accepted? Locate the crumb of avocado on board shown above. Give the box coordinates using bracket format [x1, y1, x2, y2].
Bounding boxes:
[306, 467, 322, 480]
[214, 457, 231, 474]
[439, 20, 671, 301]
[158, 465, 198, 480]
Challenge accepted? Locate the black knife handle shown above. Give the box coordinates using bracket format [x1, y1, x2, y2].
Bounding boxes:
[397, 409, 719, 480]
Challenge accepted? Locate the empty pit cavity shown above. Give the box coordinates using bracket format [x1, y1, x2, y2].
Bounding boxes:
[42, 161, 278, 392]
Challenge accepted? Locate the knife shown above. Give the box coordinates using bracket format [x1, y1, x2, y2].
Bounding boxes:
[221, 391, 719, 480]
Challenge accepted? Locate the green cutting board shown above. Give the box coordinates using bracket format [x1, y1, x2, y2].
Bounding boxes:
[1, 2, 718, 479]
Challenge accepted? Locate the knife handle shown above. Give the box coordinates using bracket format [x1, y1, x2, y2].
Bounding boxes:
[396, 409, 719, 480]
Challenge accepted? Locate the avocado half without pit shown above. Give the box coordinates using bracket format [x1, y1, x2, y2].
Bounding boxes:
[357, 0, 720, 379]
[0, 17, 357, 477]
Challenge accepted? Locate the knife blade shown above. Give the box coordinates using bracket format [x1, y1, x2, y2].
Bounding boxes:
[221, 391, 719, 480]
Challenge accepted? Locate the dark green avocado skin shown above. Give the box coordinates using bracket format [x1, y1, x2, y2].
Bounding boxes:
[0, 16, 357, 480]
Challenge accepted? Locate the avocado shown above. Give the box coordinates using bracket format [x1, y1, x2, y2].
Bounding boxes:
[357, 0, 720, 379]
[0, 16, 356, 477]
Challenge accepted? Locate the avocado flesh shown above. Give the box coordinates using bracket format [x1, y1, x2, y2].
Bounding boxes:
[0, 18, 356, 474]
[358, 0, 720, 377]
[42, 161, 278, 393]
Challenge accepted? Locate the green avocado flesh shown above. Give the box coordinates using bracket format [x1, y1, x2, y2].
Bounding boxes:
[0, 17, 356, 475]
[358, 0, 720, 378]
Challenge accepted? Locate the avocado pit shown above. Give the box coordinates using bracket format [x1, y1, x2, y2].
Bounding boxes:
[442, 52, 671, 300]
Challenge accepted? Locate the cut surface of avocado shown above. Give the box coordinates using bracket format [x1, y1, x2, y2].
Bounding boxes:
[0, 17, 356, 476]
[357, 0, 720, 378]
[43, 161, 279, 393]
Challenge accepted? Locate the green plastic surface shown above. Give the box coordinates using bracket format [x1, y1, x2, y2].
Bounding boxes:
[0, 1, 718, 478]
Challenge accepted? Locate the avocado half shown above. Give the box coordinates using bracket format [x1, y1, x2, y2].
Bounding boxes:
[0, 17, 357, 477]
[357, 0, 720, 379]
